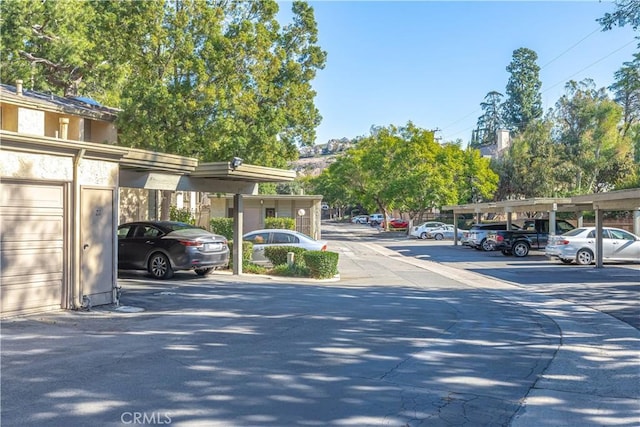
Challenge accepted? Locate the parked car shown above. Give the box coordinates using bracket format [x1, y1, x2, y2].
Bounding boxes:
[488, 219, 575, 257]
[410, 221, 448, 239]
[545, 227, 640, 265]
[382, 218, 409, 229]
[351, 215, 369, 224]
[368, 213, 386, 226]
[427, 224, 468, 241]
[117, 221, 230, 279]
[467, 222, 521, 251]
[243, 229, 328, 265]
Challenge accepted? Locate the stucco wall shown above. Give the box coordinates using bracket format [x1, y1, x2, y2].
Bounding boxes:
[1, 150, 73, 181]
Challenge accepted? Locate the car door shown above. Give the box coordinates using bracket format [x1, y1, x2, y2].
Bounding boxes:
[244, 231, 271, 264]
[119, 224, 165, 269]
[606, 229, 640, 261]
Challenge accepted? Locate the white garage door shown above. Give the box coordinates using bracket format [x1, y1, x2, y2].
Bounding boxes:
[1, 182, 65, 315]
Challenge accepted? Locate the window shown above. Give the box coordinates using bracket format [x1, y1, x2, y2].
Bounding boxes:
[266, 208, 275, 218]
[245, 232, 269, 244]
[142, 226, 161, 238]
[118, 225, 133, 239]
[609, 229, 634, 240]
[272, 232, 298, 244]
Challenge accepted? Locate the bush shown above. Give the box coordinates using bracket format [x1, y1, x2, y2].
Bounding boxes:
[242, 260, 268, 274]
[264, 217, 295, 230]
[264, 246, 308, 266]
[303, 251, 339, 279]
[170, 206, 195, 224]
[269, 263, 310, 277]
[227, 240, 254, 262]
[210, 217, 234, 239]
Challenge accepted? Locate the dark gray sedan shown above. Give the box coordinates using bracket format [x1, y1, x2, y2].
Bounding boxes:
[118, 221, 229, 279]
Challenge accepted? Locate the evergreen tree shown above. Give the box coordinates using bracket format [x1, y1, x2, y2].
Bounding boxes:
[503, 48, 543, 133]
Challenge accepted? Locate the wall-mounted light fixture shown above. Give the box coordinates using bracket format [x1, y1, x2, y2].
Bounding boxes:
[231, 157, 243, 170]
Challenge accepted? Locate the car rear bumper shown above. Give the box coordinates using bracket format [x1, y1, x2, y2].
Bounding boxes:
[173, 249, 230, 270]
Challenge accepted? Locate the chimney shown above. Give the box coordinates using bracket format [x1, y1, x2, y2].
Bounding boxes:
[16, 80, 23, 96]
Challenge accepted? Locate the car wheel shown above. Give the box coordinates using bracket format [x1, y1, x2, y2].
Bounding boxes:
[481, 238, 494, 251]
[576, 249, 594, 265]
[560, 258, 573, 264]
[512, 241, 530, 257]
[434, 233, 444, 241]
[148, 253, 174, 279]
[501, 250, 513, 256]
[195, 267, 214, 276]
[420, 232, 428, 240]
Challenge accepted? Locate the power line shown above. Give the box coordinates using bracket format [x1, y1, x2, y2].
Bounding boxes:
[440, 32, 635, 142]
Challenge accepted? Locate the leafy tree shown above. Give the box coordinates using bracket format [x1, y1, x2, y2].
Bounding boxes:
[1, 0, 326, 168]
[597, 0, 640, 31]
[0, 0, 158, 101]
[609, 52, 640, 137]
[503, 48, 543, 133]
[497, 119, 568, 198]
[309, 123, 498, 224]
[472, 91, 505, 148]
[554, 79, 633, 193]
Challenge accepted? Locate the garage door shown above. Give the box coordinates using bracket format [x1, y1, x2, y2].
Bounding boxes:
[1, 182, 65, 315]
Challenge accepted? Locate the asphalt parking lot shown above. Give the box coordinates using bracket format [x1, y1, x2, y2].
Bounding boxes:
[1, 220, 638, 427]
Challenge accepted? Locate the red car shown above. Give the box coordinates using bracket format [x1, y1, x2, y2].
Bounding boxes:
[382, 219, 409, 229]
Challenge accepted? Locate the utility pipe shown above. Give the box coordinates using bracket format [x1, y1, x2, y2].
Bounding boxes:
[73, 149, 86, 309]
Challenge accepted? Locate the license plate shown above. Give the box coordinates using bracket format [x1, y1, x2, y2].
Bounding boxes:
[204, 243, 222, 251]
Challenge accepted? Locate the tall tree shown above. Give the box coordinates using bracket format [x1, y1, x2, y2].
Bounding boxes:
[503, 47, 543, 133]
[309, 123, 498, 223]
[116, 0, 326, 167]
[609, 52, 640, 137]
[597, 0, 640, 31]
[472, 91, 505, 148]
[554, 79, 633, 193]
[1, 0, 326, 168]
[0, 0, 158, 100]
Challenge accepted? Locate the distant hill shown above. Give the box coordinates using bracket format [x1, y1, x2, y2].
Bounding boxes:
[292, 137, 357, 176]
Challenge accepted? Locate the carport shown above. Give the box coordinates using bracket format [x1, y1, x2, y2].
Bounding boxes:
[442, 188, 640, 268]
[119, 148, 296, 275]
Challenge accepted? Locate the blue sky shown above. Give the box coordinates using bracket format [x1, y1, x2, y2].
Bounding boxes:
[278, 1, 638, 146]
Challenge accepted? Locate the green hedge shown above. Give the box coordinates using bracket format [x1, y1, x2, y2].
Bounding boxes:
[226, 240, 254, 270]
[210, 217, 234, 239]
[170, 206, 195, 224]
[264, 246, 308, 266]
[264, 217, 295, 230]
[303, 251, 339, 279]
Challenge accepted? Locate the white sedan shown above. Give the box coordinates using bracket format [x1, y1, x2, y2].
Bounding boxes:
[427, 224, 468, 241]
[243, 229, 328, 265]
[410, 221, 447, 239]
[545, 227, 640, 265]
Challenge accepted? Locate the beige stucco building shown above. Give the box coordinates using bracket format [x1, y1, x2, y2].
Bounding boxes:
[1, 81, 306, 317]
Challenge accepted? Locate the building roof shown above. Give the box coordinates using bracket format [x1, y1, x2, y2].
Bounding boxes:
[0, 83, 120, 121]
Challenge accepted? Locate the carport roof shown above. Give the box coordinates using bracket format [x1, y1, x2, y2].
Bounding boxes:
[120, 148, 296, 182]
[442, 188, 640, 214]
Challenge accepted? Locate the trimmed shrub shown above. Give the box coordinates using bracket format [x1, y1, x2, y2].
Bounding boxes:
[210, 217, 234, 239]
[170, 206, 195, 224]
[269, 263, 310, 277]
[303, 251, 339, 279]
[264, 246, 308, 266]
[242, 260, 268, 274]
[264, 217, 295, 230]
[227, 240, 254, 262]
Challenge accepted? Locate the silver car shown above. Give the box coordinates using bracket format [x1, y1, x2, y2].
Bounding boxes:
[243, 229, 328, 265]
[545, 227, 640, 265]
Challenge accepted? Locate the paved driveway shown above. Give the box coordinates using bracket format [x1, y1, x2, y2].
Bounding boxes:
[1, 221, 638, 426]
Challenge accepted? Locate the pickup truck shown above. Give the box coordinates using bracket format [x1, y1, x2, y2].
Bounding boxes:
[488, 219, 575, 257]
